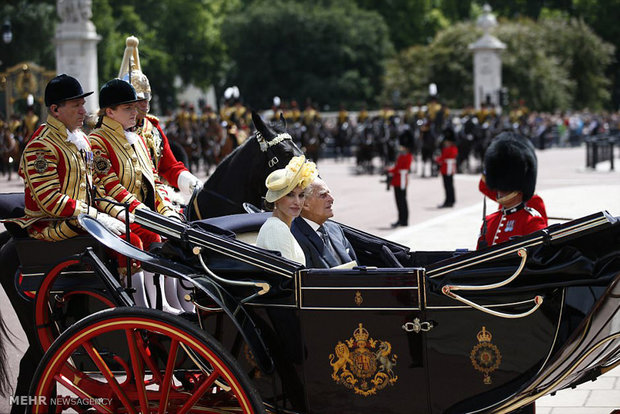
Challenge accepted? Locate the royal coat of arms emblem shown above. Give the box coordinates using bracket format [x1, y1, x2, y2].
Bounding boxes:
[329, 323, 398, 396]
[470, 326, 502, 384]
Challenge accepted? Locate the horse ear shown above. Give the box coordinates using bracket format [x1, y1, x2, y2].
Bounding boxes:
[279, 113, 287, 130]
[252, 111, 276, 141]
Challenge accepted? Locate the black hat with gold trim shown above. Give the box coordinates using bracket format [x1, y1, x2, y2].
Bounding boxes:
[484, 131, 537, 201]
[44, 74, 93, 107]
[118, 36, 151, 101]
[99, 79, 143, 109]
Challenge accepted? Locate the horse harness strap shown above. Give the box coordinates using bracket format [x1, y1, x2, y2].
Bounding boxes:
[256, 132, 293, 169]
[256, 131, 292, 152]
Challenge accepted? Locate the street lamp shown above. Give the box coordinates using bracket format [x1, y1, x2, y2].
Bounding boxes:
[2, 19, 12, 44]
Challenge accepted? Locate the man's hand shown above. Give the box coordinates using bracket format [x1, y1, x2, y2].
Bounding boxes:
[97, 212, 127, 236]
[116, 209, 135, 224]
[178, 170, 202, 197]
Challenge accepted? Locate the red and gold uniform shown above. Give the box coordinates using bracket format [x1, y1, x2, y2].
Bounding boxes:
[18, 115, 97, 241]
[135, 114, 187, 188]
[90, 116, 177, 219]
[337, 109, 349, 125]
[477, 203, 546, 249]
[478, 178, 548, 224]
[357, 108, 369, 124]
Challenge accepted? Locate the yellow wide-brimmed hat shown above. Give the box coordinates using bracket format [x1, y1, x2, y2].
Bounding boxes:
[265, 156, 318, 203]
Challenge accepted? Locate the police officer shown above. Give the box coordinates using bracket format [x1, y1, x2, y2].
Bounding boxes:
[477, 131, 547, 249]
[118, 36, 201, 198]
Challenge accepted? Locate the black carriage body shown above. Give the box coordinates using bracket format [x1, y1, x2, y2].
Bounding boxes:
[130, 210, 620, 414]
[4, 186, 617, 414]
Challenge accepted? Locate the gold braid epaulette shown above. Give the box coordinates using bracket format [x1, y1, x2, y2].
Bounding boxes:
[146, 114, 160, 126]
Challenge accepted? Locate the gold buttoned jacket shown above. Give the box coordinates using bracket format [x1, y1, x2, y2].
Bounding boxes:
[89, 116, 176, 218]
[18, 115, 97, 241]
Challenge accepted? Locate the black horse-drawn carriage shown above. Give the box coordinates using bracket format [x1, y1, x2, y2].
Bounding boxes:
[7, 205, 619, 414]
[1, 113, 619, 413]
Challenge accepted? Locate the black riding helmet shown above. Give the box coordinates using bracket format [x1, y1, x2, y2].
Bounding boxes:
[44, 74, 93, 107]
[99, 79, 144, 109]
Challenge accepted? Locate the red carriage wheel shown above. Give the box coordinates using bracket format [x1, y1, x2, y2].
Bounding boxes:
[35, 258, 116, 352]
[28, 307, 265, 414]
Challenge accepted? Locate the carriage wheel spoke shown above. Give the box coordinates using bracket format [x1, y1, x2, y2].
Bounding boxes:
[177, 369, 222, 414]
[81, 340, 136, 414]
[157, 338, 180, 414]
[136, 332, 164, 385]
[125, 329, 150, 414]
[54, 373, 113, 414]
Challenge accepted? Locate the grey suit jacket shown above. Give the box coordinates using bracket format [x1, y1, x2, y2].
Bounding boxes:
[291, 217, 357, 268]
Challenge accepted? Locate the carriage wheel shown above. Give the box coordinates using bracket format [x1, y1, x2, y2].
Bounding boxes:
[29, 307, 265, 414]
[35, 258, 116, 353]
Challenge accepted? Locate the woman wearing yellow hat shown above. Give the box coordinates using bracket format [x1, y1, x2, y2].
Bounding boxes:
[256, 156, 317, 265]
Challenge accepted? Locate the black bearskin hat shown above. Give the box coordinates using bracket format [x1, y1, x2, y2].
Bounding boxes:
[484, 131, 537, 201]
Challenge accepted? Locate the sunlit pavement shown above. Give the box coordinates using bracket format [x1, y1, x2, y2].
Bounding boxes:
[0, 145, 618, 412]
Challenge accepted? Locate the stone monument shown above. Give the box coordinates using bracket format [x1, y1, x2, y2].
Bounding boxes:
[469, 4, 505, 110]
[54, 0, 101, 114]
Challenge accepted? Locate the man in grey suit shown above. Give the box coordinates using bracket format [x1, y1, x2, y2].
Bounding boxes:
[291, 178, 357, 268]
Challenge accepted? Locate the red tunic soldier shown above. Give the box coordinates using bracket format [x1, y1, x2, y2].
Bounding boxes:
[436, 133, 458, 208]
[386, 145, 413, 227]
[477, 132, 547, 249]
[119, 36, 201, 198]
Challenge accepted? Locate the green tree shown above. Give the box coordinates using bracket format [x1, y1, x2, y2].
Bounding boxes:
[383, 17, 613, 111]
[0, 0, 56, 72]
[92, 0, 235, 113]
[356, 0, 450, 50]
[222, 0, 393, 109]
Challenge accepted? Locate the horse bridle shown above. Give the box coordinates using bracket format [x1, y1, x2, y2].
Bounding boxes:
[256, 131, 293, 169]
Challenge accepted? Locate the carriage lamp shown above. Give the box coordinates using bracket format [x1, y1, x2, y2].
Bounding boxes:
[2, 19, 12, 44]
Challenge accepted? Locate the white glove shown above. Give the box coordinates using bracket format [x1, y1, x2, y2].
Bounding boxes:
[97, 212, 126, 236]
[116, 209, 135, 224]
[177, 170, 202, 197]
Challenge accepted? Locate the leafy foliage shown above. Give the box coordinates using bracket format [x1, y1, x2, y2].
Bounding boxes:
[0, 0, 56, 72]
[383, 17, 613, 111]
[91, 0, 235, 113]
[222, 0, 393, 109]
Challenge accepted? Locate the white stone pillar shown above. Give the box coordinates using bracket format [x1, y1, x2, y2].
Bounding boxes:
[54, 0, 101, 115]
[469, 4, 505, 111]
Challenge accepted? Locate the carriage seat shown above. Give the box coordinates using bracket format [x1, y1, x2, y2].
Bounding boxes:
[198, 212, 271, 245]
[0, 192, 27, 237]
[15, 235, 110, 300]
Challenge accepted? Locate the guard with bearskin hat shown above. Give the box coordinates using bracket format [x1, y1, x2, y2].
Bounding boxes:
[477, 131, 547, 249]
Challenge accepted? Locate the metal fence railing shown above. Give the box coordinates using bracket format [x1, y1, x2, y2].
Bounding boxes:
[585, 134, 617, 171]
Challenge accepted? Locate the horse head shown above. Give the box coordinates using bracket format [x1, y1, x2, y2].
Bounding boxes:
[189, 111, 303, 220]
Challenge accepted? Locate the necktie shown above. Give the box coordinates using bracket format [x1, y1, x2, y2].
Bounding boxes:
[318, 225, 342, 265]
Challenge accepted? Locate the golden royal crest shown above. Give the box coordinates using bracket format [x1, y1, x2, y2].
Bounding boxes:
[34, 152, 48, 173]
[329, 323, 398, 396]
[470, 326, 502, 384]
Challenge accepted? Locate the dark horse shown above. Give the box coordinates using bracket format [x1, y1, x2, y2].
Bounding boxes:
[188, 111, 304, 220]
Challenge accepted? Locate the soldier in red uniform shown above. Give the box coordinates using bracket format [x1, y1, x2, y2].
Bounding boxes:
[386, 144, 413, 227]
[436, 133, 458, 208]
[118, 36, 201, 198]
[477, 132, 547, 249]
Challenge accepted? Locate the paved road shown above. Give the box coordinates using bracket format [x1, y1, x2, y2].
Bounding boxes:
[0, 145, 618, 412]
